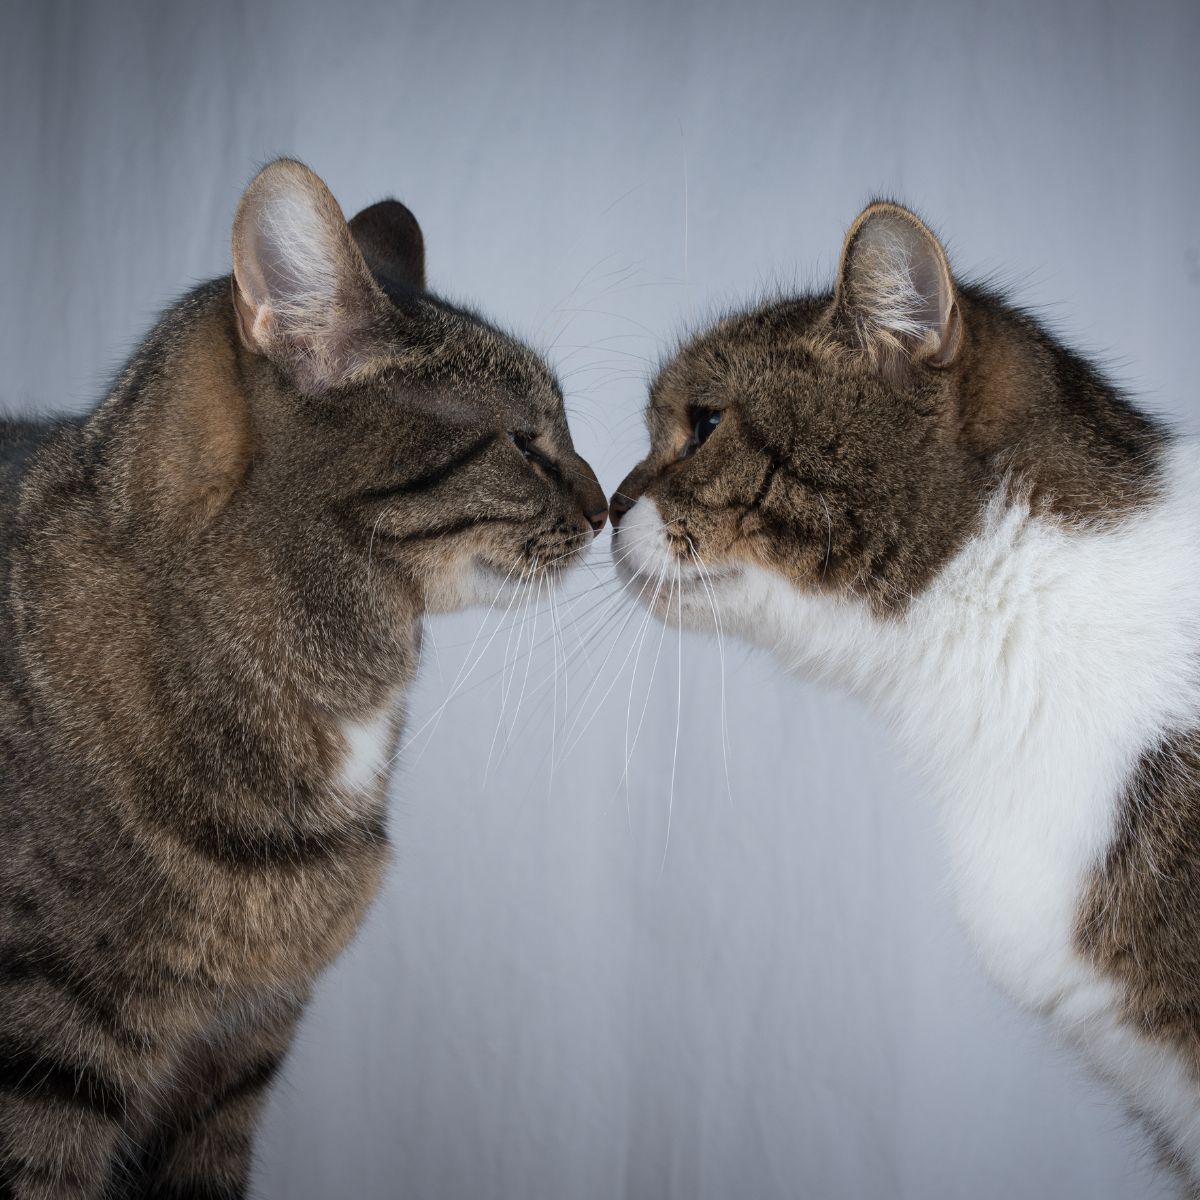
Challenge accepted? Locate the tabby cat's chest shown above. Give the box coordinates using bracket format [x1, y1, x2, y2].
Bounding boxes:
[337, 701, 401, 795]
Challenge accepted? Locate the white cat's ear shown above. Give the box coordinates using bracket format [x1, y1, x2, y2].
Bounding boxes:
[834, 202, 961, 373]
[232, 159, 386, 393]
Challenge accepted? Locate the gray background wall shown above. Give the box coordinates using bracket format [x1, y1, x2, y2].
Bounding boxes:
[2, 1, 1198, 1196]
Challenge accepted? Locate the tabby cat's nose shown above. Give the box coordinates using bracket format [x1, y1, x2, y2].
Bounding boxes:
[568, 451, 607, 538]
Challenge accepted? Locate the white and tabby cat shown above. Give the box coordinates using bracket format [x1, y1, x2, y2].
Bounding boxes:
[611, 201, 1200, 1189]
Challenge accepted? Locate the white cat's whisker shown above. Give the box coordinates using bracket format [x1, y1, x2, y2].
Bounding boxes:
[619, 560, 674, 807]
[661, 564, 684, 871]
[687, 542, 734, 805]
[557, 566, 665, 760]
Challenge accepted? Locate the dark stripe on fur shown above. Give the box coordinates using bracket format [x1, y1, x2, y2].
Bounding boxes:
[174, 811, 388, 869]
[358, 433, 499, 503]
[207, 1054, 282, 1115]
[141, 1181, 244, 1200]
[0, 1041, 127, 1119]
[3, 1153, 92, 1194]
[0, 944, 150, 1051]
[382, 513, 511, 545]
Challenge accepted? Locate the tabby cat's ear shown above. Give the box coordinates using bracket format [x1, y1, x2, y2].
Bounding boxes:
[833, 202, 961, 375]
[232, 159, 387, 393]
[349, 200, 426, 293]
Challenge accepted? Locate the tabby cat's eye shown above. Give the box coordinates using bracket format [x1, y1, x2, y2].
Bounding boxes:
[510, 430, 536, 458]
[691, 408, 721, 449]
[510, 430, 562, 483]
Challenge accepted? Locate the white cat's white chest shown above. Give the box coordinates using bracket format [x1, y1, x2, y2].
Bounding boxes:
[936, 754, 1120, 1014]
[872, 469, 1200, 1009]
[625, 450, 1200, 1171]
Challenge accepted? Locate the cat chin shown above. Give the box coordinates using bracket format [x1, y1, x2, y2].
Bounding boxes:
[613, 496, 749, 631]
[430, 558, 567, 614]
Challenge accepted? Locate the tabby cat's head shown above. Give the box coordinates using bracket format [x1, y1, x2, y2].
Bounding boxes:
[611, 201, 1158, 649]
[121, 159, 605, 625]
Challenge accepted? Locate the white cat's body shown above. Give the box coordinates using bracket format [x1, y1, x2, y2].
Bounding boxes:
[619, 437, 1200, 1175]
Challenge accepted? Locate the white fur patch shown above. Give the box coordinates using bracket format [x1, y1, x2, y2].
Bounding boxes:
[617, 441, 1200, 1173]
[338, 702, 397, 795]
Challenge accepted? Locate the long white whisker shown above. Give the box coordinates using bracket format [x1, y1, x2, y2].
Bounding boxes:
[499, 566, 542, 766]
[688, 542, 734, 805]
[548, 579, 563, 789]
[619, 561, 673, 815]
[662, 564, 683, 870]
[558, 565, 664, 760]
[395, 559, 529, 772]
[487, 565, 540, 781]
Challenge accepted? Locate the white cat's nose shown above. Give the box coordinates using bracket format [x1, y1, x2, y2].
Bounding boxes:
[610, 463, 651, 529]
[609, 492, 636, 528]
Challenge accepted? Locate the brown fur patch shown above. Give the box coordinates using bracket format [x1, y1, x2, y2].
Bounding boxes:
[1078, 732, 1200, 1069]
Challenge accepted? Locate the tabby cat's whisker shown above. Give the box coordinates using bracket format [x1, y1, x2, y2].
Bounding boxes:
[365, 510, 386, 597]
[451, 577, 632, 737]
[548, 581, 565, 788]
[510, 594, 641, 772]
[506, 566, 546, 742]
[397, 559, 531, 771]
[527, 583, 644, 722]
[484, 567, 536, 782]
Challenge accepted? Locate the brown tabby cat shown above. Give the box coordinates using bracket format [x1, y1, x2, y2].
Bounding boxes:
[612, 201, 1200, 1188]
[0, 159, 606, 1199]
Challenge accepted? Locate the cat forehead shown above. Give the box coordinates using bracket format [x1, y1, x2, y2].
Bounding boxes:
[373, 300, 564, 420]
[651, 293, 839, 409]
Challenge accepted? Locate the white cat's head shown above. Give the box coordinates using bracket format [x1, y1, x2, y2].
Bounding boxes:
[610, 200, 1159, 679]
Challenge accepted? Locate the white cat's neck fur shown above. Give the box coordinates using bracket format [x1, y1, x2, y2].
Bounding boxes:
[620, 437, 1200, 1174]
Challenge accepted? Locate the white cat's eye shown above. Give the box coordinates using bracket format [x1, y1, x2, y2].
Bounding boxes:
[690, 408, 721, 450]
